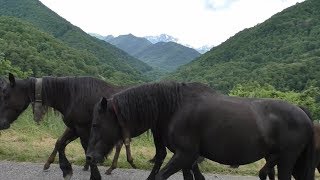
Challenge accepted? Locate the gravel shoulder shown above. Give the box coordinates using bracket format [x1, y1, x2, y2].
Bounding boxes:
[0, 161, 258, 180]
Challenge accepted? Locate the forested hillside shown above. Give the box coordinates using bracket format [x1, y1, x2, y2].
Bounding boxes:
[0, 0, 152, 84]
[170, 0, 320, 93]
[0, 17, 101, 76]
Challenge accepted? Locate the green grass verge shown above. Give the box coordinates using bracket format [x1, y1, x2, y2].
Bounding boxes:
[0, 108, 318, 177]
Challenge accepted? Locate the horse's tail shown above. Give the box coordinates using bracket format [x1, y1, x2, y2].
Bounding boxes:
[293, 106, 315, 180]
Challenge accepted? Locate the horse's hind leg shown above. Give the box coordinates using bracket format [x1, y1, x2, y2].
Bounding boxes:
[44, 128, 78, 171]
[105, 141, 123, 175]
[155, 150, 199, 180]
[259, 156, 278, 180]
[277, 153, 298, 180]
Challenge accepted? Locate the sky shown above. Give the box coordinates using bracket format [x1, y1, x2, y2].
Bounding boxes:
[39, 0, 305, 49]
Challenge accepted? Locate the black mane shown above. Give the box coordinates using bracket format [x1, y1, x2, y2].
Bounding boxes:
[41, 76, 121, 114]
[112, 81, 215, 132]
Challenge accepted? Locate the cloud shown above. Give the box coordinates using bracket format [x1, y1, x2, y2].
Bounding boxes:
[203, 0, 239, 10]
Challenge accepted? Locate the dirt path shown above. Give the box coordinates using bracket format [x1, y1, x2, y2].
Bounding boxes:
[0, 161, 259, 180]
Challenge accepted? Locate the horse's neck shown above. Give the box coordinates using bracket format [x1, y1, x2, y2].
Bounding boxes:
[41, 78, 70, 114]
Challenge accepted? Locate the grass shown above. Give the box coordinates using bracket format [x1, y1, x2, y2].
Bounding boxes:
[0, 108, 319, 178]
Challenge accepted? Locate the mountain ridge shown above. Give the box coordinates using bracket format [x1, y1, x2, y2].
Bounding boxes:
[95, 34, 201, 72]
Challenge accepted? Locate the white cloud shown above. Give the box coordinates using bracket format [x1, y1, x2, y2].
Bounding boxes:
[39, 0, 304, 48]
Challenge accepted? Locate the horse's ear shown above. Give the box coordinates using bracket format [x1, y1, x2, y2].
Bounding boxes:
[9, 73, 15, 87]
[101, 97, 108, 109]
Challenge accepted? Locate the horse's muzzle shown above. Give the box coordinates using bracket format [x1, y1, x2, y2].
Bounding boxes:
[0, 120, 10, 130]
[86, 153, 104, 164]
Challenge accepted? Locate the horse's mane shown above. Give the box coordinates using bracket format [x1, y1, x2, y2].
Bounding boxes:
[113, 81, 215, 129]
[41, 76, 120, 112]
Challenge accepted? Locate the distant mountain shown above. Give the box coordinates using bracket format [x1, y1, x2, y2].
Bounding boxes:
[103, 35, 115, 42]
[144, 34, 179, 44]
[0, 0, 152, 85]
[135, 41, 201, 71]
[169, 0, 320, 92]
[88, 33, 105, 40]
[105, 34, 153, 56]
[93, 34, 201, 72]
[196, 45, 214, 54]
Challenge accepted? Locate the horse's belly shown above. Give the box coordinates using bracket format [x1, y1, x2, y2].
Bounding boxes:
[200, 128, 267, 165]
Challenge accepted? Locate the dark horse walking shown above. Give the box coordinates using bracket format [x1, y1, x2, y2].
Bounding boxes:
[157, 90, 315, 180]
[86, 81, 213, 180]
[0, 73, 136, 179]
[86, 81, 315, 180]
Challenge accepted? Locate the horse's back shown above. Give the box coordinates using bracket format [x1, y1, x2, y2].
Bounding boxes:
[170, 95, 314, 165]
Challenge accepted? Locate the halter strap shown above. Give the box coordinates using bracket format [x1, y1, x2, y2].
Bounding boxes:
[32, 78, 45, 124]
[111, 99, 131, 146]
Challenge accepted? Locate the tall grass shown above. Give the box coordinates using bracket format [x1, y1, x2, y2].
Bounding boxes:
[1, 108, 318, 177]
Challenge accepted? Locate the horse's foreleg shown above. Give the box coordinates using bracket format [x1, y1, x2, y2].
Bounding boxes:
[57, 128, 77, 180]
[192, 163, 205, 180]
[44, 128, 78, 171]
[124, 138, 137, 169]
[182, 169, 194, 180]
[105, 141, 123, 175]
[77, 128, 101, 180]
[147, 131, 167, 180]
[90, 163, 101, 180]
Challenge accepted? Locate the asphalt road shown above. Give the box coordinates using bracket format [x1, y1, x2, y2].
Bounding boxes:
[0, 161, 259, 180]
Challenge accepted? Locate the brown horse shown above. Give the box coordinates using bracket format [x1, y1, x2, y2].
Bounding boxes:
[0, 74, 135, 179]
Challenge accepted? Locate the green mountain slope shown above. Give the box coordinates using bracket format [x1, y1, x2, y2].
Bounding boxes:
[0, 16, 99, 77]
[135, 41, 201, 71]
[0, 0, 152, 84]
[106, 34, 153, 56]
[170, 0, 320, 92]
[103, 34, 201, 72]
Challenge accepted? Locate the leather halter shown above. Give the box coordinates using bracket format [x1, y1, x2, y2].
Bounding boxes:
[111, 99, 131, 146]
[32, 78, 45, 124]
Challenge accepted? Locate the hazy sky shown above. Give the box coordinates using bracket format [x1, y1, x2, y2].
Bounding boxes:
[39, 0, 305, 48]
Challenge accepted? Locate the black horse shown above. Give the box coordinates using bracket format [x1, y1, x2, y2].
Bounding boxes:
[86, 81, 219, 180]
[0, 73, 136, 179]
[157, 91, 315, 180]
[86, 81, 315, 180]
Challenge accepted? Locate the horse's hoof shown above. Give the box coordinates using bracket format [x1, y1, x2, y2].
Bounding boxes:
[43, 163, 50, 171]
[105, 168, 113, 175]
[131, 164, 137, 169]
[83, 166, 89, 171]
[64, 174, 72, 180]
[90, 174, 102, 180]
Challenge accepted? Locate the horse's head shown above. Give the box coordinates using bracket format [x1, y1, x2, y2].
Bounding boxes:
[0, 73, 31, 130]
[86, 97, 122, 164]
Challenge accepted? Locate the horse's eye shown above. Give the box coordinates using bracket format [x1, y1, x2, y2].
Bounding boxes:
[92, 123, 99, 128]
